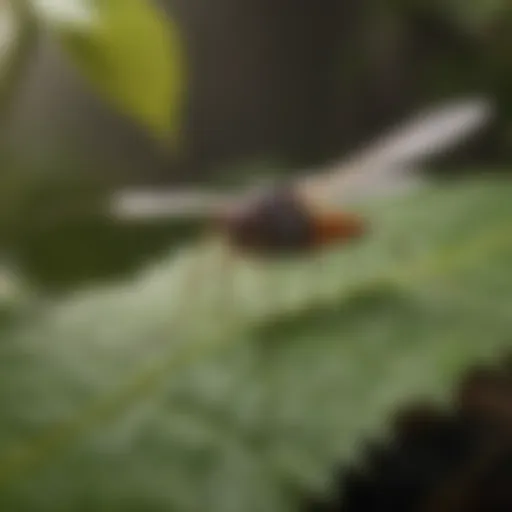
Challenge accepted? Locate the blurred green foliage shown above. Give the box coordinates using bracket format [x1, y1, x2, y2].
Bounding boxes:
[7, 0, 184, 142]
[0, 156, 200, 291]
[0, 0, 188, 289]
[55, 0, 185, 143]
[0, 179, 510, 510]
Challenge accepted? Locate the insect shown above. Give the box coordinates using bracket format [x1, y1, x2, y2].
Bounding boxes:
[110, 97, 493, 258]
[107, 97, 493, 321]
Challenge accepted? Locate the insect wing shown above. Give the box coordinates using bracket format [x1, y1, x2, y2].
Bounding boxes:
[108, 98, 493, 221]
[296, 97, 494, 207]
[109, 188, 242, 221]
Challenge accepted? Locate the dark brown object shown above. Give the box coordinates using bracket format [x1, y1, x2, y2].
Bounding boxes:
[305, 355, 512, 512]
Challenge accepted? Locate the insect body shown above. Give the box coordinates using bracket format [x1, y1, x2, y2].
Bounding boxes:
[108, 97, 494, 330]
[219, 186, 366, 255]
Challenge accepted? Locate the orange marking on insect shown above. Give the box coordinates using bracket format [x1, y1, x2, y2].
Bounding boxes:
[311, 211, 367, 248]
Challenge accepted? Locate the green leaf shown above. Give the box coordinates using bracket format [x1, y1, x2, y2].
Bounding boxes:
[38, 0, 184, 141]
[0, 179, 511, 510]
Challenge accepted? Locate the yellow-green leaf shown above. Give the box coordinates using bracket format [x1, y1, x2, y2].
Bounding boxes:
[44, 0, 184, 142]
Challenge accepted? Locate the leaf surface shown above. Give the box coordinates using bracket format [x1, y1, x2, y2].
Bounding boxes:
[0, 179, 511, 510]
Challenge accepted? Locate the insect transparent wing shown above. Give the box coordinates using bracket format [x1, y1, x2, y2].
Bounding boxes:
[109, 98, 493, 221]
[296, 97, 493, 206]
[109, 188, 241, 221]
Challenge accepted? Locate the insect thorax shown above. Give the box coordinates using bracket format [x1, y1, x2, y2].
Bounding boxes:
[225, 187, 315, 254]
